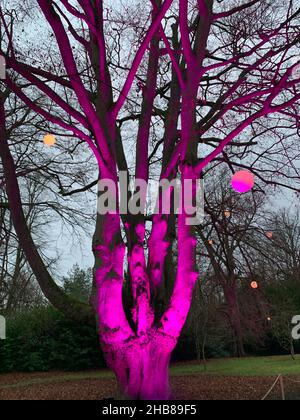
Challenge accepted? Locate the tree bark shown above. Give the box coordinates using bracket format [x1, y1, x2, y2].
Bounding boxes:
[229, 307, 246, 358]
[223, 285, 246, 357]
[103, 330, 175, 400]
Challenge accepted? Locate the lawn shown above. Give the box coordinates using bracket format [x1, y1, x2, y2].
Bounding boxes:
[171, 355, 300, 377]
[1, 356, 300, 400]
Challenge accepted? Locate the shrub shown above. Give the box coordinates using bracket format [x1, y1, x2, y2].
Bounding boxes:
[0, 306, 105, 373]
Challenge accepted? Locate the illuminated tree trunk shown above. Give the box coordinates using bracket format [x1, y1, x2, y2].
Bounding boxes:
[93, 213, 175, 400]
[103, 332, 175, 400]
[92, 159, 198, 400]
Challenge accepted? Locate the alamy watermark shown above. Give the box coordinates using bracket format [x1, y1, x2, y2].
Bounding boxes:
[292, 316, 300, 340]
[97, 171, 205, 226]
[292, 63, 300, 79]
[0, 316, 6, 340]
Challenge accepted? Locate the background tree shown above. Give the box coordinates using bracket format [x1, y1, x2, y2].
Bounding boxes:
[0, 67, 97, 316]
[197, 170, 271, 356]
[63, 264, 92, 303]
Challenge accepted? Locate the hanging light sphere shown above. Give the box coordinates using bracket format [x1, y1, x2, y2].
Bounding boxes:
[43, 134, 56, 147]
[231, 170, 255, 193]
[251, 281, 258, 290]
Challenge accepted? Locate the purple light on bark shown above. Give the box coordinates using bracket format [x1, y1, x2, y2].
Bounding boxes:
[231, 170, 255, 193]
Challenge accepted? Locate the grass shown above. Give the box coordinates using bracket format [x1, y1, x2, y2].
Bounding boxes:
[1, 355, 300, 389]
[171, 355, 300, 377]
[0, 371, 114, 389]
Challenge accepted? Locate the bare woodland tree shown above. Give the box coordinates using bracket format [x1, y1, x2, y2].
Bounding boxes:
[255, 209, 300, 357]
[0, 181, 46, 313]
[197, 171, 269, 356]
[266, 210, 300, 284]
[0, 0, 299, 399]
[0, 71, 95, 314]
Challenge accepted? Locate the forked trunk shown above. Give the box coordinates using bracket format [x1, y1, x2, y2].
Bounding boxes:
[93, 154, 198, 400]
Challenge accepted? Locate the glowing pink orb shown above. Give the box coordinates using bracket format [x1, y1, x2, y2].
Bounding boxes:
[231, 171, 255, 193]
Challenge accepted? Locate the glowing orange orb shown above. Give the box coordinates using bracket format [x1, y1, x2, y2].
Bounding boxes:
[43, 134, 56, 147]
[231, 171, 255, 193]
[267, 317, 272, 322]
[251, 281, 258, 290]
[224, 211, 231, 218]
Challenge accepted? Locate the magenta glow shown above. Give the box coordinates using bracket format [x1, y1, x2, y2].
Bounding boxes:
[231, 171, 255, 193]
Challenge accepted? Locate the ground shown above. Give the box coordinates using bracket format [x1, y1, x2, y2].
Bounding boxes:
[1, 356, 300, 400]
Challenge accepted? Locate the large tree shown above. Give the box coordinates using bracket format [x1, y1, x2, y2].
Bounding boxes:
[0, 0, 299, 399]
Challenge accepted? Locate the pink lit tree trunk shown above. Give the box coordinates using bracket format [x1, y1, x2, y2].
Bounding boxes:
[1, 0, 299, 399]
